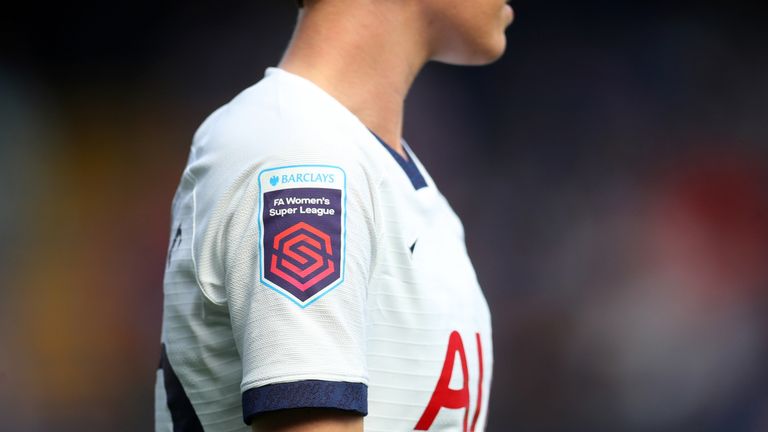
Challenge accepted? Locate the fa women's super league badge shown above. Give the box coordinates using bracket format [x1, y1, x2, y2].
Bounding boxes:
[257, 165, 346, 307]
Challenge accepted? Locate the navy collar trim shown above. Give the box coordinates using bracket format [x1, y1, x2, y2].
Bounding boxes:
[370, 132, 428, 190]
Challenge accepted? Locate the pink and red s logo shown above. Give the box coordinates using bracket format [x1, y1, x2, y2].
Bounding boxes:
[270, 222, 336, 293]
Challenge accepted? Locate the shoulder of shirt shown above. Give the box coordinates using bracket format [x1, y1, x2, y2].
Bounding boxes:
[189, 69, 369, 170]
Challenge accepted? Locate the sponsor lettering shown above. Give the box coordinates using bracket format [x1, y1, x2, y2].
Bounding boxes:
[415, 331, 486, 432]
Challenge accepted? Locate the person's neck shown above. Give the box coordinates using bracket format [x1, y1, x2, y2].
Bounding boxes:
[279, 2, 430, 157]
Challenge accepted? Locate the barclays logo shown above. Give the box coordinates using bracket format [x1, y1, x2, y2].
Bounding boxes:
[267, 170, 337, 188]
[281, 173, 336, 184]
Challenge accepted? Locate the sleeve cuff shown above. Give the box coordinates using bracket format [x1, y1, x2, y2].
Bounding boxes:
[242, 380, 368, 425]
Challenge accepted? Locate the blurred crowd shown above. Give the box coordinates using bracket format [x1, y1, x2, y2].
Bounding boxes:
[1, 1, 766, 431]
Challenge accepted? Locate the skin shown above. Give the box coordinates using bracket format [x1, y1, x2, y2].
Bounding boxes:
[252, 408, 362, 432]
[279, 0, 513, 157]
[254, 1, 513, 430]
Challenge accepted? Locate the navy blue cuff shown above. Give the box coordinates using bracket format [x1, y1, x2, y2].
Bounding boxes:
[242, 380, 368, 425]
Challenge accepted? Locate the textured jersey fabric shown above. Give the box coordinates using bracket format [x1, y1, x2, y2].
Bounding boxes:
[156, 67, 493, 431]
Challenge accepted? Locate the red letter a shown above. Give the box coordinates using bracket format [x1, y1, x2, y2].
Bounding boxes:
[415, 331, 470, 431]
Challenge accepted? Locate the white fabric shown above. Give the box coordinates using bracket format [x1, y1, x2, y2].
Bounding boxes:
[156, 68, 493, 431]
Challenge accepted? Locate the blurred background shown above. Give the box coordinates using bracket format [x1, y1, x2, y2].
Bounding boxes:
[1, 1, 767, 431]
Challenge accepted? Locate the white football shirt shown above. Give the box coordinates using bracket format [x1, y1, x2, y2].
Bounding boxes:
[155, 67, 493, 432]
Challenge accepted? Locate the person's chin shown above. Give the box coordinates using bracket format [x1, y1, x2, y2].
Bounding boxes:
[482, 38, 508, 64]
[434, 36, 507, 66]
[465, 37, 508, 65]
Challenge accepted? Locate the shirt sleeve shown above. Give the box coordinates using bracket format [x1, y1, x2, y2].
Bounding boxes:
[203, 158, 376, 424]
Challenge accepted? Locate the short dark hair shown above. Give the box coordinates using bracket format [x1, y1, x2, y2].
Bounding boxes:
[297, 0, 304, 7]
